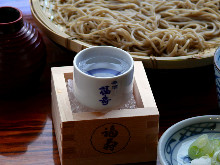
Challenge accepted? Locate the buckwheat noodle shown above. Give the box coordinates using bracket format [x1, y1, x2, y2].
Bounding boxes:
[52, 0, 220, 57]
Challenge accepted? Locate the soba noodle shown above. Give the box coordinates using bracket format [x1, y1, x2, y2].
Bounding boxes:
[51, 0, 220, 57]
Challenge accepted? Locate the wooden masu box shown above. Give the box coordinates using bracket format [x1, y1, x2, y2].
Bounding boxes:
[51, 61, 159, 165]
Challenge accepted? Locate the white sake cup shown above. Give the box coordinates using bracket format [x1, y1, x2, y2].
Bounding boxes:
[73, 46, 134, 110]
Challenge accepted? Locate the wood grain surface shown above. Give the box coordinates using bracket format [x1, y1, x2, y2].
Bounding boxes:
[0, 0, 219, 165]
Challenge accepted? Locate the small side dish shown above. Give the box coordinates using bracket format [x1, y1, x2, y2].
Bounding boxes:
[158, 115, 220, 165]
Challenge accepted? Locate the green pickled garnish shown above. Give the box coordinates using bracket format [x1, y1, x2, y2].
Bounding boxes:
[212, 150, 220, 165]
[188, 134, 214, 159]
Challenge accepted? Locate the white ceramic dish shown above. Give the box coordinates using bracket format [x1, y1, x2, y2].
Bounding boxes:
[214, 47, 220, 107]
[158, 115, 220, 165]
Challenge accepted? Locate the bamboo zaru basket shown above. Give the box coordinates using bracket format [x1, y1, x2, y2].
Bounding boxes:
[30, 0, 217, 69]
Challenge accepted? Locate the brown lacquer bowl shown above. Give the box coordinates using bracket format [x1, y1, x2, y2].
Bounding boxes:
[0, 6, 46, 97]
